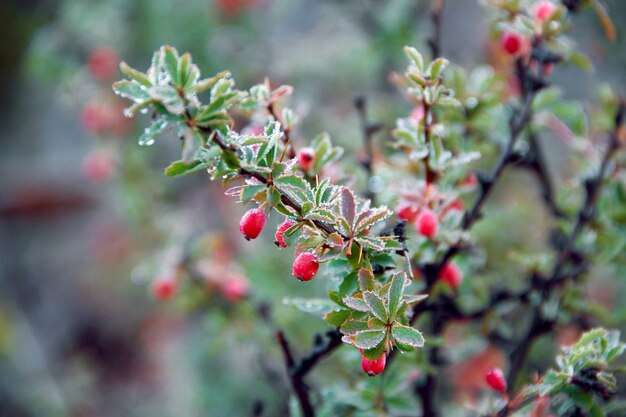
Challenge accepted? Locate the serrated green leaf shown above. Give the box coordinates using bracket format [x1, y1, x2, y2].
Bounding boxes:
[388, 272, 408, 320]
[300, 236, 326, 250]
[343, 297, 369, 312]
[113, 80, 151, 102]
[119, 62, 151, 87]
[392, 324, 424, 348]
[356, 236, 386, 251]
[241, 184, 266, 203]
[363, 291, 388, 322]
[354, 329, 386, 350]
[164, 159, 206, 176]
[341, 318, 369, 335]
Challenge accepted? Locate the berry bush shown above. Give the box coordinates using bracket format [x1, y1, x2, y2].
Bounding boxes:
[110, 1, 626, 416]
[13, 0, 626, 416]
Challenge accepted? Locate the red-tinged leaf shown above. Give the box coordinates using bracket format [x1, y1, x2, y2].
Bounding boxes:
[341, 187, 356, 227]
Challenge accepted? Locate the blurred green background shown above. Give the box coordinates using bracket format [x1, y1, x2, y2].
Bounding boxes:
[0, 1, 625, 416]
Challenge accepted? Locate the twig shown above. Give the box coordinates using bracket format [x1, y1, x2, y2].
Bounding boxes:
[523, 132, 566, 218]
[427, 0, 445, 59]
[276, 330, 344, 417]
[499, 99, 625, 406]
[277, 331, 315, 417]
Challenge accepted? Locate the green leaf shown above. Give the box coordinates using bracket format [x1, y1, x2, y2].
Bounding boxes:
[119, 62, 151, 87]
[282, 223, 303, 247]
[300, 236, 326, 250]
[358, 268, 375, 292]
[392, 324, 424, 348]
[568, 52, 594, 72]
[363, 291, 388, 322]
[164, 159, 206, 177]
[138, 118, 168, 146]
[340, 318, 369, 335]
[241, 184, 266, 203]
[362, 340, 386, 360]
[388, 272, 408, 320]
[404, 46, 424, 72]
[354, 329, 386, 350]
[113, 80, 151, 102]
[428, 57, 449, 79]
[195, 71, 230, 94]
[325, 309, 351, 327]
[356, 236, 386, 251]
[162, 46, 179, 84]
[338, 270, 359, 297]
[343, 297, 369, 313]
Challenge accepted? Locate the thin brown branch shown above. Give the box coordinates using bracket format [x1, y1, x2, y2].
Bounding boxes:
[428, 0, 445, 59]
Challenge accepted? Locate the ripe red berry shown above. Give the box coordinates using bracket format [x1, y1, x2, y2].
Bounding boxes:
[275, 220, 297, 248]
[502, 32, 523, 55]
[82, 150, 115, 182]
[416, 209, 439, 238]
[397, 204, 419, 223]
[361, 353, 386, 376]
[87, 47, 119, 81]
[239, 208, 266, 240]
[534, 0, 556, 23]
[485, 368, 507, 392]
[439, 261, 463, 288]
[153, 278, 176, 301]
[292, 252, 319, 281]
[297, 147, 315, 171]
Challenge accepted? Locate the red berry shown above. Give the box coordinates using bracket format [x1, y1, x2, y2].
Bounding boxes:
[361, 353, 386, 376]
[397, 204, 419, 223]
[485, 368, 507, 392]
[87, 47, 119, 81]
[81, 104, 106, 133]
[275, 220, 297, 248]
[463, 172, 478, 188]
[153, 278, 176, 301]
[82, 150, 115, 182]
[534, 1, 556, 23]
[443, 199, 464, 217]
[292, 252, 319, 281]
[502, 32, 522, 55]
[239, 208, 266, 240]
[221, 275, 249, 302]
[297, 147, 315, 171]
[439, 261, 463, 288]
[416, 209, 439, 238]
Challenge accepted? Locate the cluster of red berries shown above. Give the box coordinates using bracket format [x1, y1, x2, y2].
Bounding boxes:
[239, 209, 320, 281]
